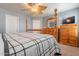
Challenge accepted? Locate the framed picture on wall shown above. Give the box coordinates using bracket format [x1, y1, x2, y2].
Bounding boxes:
[62, 16, 75, 24]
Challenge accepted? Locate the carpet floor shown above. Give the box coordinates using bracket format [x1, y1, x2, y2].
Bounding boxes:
[59, 44, 79, 56]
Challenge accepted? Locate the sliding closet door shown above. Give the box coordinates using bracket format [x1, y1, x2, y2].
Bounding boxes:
[6, 14, 18, 33]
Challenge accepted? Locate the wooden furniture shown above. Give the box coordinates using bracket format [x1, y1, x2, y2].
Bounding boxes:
[42, 27, 57, 38]
[59, 24, 78, 47]
[27, 29, 42, 33]
[42, 8, 59, 41]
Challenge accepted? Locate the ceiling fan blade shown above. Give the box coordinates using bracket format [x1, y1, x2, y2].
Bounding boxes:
[38, 5, 47, 10]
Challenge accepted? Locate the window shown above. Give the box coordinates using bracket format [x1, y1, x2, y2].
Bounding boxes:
[33, 20, 41, 29]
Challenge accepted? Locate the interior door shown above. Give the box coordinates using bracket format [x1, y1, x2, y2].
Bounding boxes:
[6, 14, 18, 33]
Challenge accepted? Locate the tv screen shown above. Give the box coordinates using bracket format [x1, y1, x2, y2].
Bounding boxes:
[62, 16, 75, 24]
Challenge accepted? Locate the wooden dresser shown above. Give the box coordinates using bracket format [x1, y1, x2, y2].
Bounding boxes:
[59, 24, 78, 47]
[42, 27, 57, 38]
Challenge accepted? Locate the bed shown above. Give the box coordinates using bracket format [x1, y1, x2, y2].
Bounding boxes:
[0, 32, 61, 56]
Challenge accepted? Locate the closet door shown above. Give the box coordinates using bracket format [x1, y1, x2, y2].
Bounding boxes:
[6, 14, 18, 33]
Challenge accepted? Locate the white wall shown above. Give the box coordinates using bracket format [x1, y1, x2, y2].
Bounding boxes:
[40, 8, 79, 27]
[19, 15, 26, 32]
[58, 8, 79, 25]
[27, 16, 33, 29]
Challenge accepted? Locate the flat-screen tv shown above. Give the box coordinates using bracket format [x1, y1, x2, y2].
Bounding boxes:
[62, 16, 75, 24]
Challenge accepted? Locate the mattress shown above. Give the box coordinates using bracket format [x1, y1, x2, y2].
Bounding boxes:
[0, 32, 60, 56]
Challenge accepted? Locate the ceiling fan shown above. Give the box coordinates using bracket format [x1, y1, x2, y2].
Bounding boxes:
[22, 3, 47, 15]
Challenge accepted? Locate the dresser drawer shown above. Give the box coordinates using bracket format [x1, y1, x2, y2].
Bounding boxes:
[69, 39, 77, 43]
[60, 33, 68, 36]
[69, 39, 77, 47]
[69, 42, 77, 47]
[69, 36, 77, 40]
[60, 39, 68, 45]
[60, 29, 68, 32]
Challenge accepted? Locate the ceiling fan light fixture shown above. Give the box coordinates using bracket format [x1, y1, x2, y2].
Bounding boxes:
[23, 3, 47, 15]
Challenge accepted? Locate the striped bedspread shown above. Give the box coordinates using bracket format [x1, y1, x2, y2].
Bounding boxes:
[0, 32, 60, 56]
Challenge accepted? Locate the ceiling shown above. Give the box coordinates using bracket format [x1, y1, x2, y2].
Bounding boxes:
[0, 3, 79, 16]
